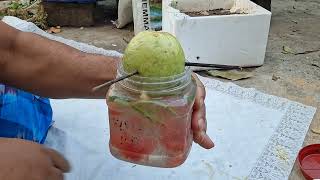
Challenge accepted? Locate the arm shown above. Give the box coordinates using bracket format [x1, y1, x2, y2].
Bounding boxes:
[0, 21, 118, 99]
[0, 21, 214, 149]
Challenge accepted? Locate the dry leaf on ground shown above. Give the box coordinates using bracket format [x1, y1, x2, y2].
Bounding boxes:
[295, 49, 320, 55]
[206, 70, 254, 81]
[46, 26, 62, 34]
[282, 46, 320, 55]
[272, 74, 280, 81]
[311, 128, 320, 135]
[282, 46, 296, 54]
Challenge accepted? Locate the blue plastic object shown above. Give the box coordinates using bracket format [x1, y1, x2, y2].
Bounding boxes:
[0, 84, 53, 144]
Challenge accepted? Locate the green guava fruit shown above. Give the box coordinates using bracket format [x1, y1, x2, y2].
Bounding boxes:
[123, 31, 185, 77]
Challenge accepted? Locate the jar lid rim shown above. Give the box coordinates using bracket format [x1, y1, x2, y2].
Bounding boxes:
[116, 61, 193, 94]
[117, 61, 191, 83]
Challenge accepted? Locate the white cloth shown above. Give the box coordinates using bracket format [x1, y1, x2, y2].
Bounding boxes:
[2, 16, 317, 180]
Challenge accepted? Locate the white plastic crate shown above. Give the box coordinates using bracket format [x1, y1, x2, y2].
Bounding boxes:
[162, 0, 271, 66]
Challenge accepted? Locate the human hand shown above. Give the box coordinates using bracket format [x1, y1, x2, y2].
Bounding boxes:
[191, 73, 214, 149]
[0, 138, 70, 180]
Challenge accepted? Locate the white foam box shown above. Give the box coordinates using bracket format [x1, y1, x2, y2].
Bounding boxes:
[162, 0, 271, 66]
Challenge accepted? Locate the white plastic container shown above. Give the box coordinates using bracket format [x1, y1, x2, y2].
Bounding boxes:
[162, 0, 271, 66]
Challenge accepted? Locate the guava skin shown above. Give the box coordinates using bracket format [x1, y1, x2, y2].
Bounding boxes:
[123, 31, 185, 77]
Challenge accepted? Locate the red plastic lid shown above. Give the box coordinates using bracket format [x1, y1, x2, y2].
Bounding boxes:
[298, 144, 320, 180]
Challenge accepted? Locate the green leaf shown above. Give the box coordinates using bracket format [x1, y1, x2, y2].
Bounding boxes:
[130, 100, 177, 123]
[206, 70, 254, 81]
[108, 96, 131, 106]
[109, 96, 177, 123]
[131, 104, 156, 123]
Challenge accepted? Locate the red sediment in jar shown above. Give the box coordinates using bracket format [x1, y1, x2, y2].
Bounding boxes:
[107, 93, 194, 167]
[109, 107, 157, 161]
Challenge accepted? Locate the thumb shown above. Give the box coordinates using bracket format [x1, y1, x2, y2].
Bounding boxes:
[44, 148, 71, 172]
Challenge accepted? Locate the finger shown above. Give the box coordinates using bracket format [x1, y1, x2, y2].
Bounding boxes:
[191, 104, 207, 132]
[45, 148, 71, 172]
[193, 131, 214, 149]
[192, 74, 206, 111]
[48, 167, 64, 180]
[191, 76, 206, 131]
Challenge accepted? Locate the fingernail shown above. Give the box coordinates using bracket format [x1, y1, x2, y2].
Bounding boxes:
[206, 134, 215, 148]
[202, 132, 214, 149]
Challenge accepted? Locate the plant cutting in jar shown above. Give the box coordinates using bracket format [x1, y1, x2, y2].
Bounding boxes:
[106, 31, 197, 168]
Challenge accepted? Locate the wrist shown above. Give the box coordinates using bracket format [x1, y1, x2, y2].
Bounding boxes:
[86, 54, 118, 83]
[79, 53, 119, 98]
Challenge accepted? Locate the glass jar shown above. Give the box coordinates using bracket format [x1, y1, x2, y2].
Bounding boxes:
[106, 62, 196, 168]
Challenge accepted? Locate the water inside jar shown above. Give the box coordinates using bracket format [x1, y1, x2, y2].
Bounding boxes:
[107, 64, 196, 167]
